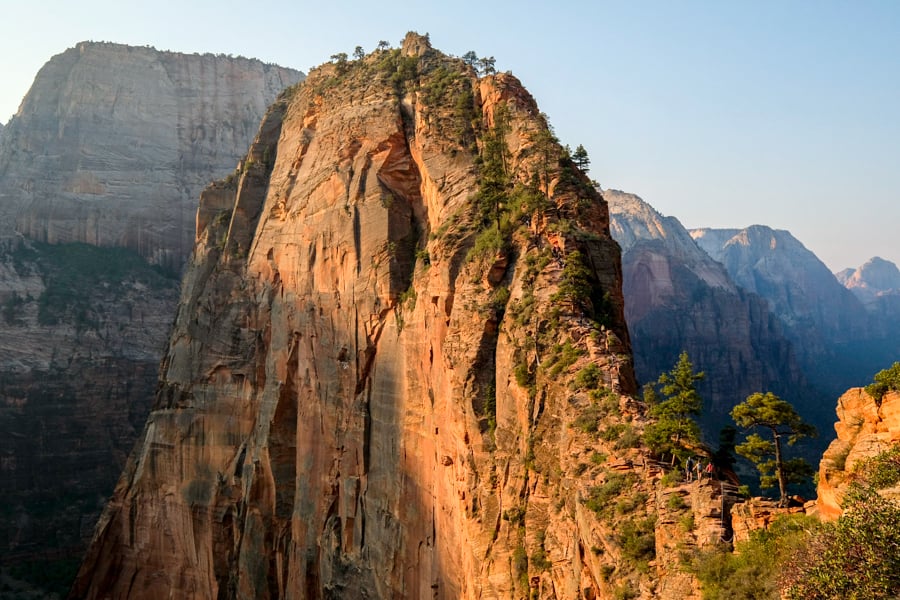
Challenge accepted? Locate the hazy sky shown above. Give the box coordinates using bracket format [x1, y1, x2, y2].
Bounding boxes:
[1, 1, 898, 271]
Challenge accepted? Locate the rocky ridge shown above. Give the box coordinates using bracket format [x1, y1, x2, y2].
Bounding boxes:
[71, 34, 721, 600]
[0, 42, 302, 595]
[690, 225, 890, 424]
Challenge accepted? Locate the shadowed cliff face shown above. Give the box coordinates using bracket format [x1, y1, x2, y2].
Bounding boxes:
[0, 43, 302, 596]
[691, 226, 900, 419]
[608, 191, 817, 434]
[68, 35, 730, 600]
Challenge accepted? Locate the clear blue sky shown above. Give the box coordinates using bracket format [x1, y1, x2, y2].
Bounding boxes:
[2, 1, 898, 271]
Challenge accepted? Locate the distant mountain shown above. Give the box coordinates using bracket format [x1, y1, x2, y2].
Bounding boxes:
[607, 191, 817, 433]
[691, 225, 897, 399]
[836, 256, 900, 304]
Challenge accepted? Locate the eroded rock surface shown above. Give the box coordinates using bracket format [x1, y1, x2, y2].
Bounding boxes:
[0, 41, 303, 268]
[815, 389, 900, 520]
[690, 226, 886, 406]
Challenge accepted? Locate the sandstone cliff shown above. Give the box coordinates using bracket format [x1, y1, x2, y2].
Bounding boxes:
[71, 34, 715, 600]
[608, 192, 812, 433]
[0, 43, 302, 596]
[815, 388, 900, 520]
[0, 41, 303, 267]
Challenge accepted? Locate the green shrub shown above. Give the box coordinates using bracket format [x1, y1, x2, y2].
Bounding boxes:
[614, 424, 641, 450]
[782, 486, 900, 599]
[618, 516, 656, 564]
[616, 492, 648, 515]
[667, 493, 687, 511]
[531, 530, 551, 571]
[613, 584, 637, 600]
[466, 226, 506, 263]
[572, 406, 602, 434]
[503, 506, 525, 525]
[692, 514, 813, 600]
[512, 543, 528, 588]
[585, 473, 633, 516]
[574, 363, 602, 390]
[853, 445, 900, 489]
[660, 469, 683, 487]
[864, 362, 900, 404]
[599, 423, 626, 442]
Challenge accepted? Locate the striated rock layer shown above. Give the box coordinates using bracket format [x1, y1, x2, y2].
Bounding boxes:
[815, 389, 900, 520]
[0, 42, 301, 594]
[72, 35, 710, 599]
[0, 41, 303, 268]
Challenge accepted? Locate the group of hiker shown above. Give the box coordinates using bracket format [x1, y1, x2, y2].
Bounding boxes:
[684, 456, 715, 482]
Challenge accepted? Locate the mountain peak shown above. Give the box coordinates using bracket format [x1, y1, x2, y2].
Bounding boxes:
[836, 256, 900, 303]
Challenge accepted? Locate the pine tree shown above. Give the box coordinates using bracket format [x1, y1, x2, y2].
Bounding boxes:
[572, 144, 590, 173]
[642, 352, 704, 462]
[731, 392, 816, 506]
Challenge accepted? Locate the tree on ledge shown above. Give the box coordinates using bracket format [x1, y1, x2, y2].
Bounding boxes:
[642, 351, 704, 464]
[731, 392, 816, 506]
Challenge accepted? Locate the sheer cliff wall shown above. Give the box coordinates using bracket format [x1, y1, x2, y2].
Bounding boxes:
[69, 36, 720, 600]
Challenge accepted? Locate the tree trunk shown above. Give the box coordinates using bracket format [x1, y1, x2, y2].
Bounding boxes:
[773, 429, 787, 506]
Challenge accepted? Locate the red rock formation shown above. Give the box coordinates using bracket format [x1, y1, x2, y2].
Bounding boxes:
[815, 389, 900, 520]
[70, 35, 717, 600]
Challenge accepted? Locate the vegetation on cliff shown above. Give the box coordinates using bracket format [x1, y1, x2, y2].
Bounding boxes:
[691, 444, 900, 599]
[641, 351, 704, 463]
[864, 361, 900, 404]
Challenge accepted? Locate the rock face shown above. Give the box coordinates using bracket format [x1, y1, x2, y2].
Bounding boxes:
[0, 42, 301, 595]
[836, 257, 900, 304]
[72, 35, 711, 600]
[815, 389, 900, 520]
[0, 41, 303, 268]
[608, 192, 812, 433]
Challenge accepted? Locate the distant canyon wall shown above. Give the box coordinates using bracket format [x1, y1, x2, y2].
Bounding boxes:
[0, 41, 303, 268]
[0, 41, 301, 593]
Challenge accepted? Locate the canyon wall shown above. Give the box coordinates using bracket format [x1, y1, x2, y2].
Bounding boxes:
[690, 225, 896, 430]
[0, 41, 302, 267]
[816, 389, 900, 520]
[0, 42, 302, 595]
